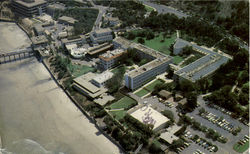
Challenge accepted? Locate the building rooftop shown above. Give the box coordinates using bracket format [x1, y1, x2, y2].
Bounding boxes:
[47, 3, 65, 10]
[92, 71, 113, 84]
[130, 105, 169, 131]
[132, 43, 166, 59]
[174, 38, 230, 82]
[99, 49, 125, 61]
[95, 28, 112, 34]
[113, 37, 132, 49]
[87, 43, 112, 55]
[74, 76, 100, 93]
[158, 90, 172, 99]
[31, 35, 48, 45]
[127, 57, 172, 78]
[160, 124, 181, 144]
[160, 131, 178, 144]
[13, 0, 47, 8]
[73, 72, 108, 98]
[34, 24, 44, 33]
[58, 16, 78, 24]
[175, 54, 228, 82]
[94, 94, 115, 106]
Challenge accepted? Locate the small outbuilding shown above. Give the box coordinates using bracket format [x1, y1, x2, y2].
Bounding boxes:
[158, 90, 172, 100]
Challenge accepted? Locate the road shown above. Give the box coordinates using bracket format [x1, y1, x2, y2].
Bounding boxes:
[140, 0, 189, 18]
[89, 0, 108, 31]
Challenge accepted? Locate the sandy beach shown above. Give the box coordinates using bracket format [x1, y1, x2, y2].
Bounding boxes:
[0, 22, 31, 53]
[0, 58, 121, 154]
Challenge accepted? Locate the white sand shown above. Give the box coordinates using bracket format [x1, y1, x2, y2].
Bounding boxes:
[0, 22, 31, 53]
[0, 58, 120, 154]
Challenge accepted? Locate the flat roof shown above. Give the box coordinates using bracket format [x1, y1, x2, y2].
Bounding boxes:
[92, 71, 113, 84]
[130, 105, 169, 130]
[160, 132, 178, 144]
[74, 77, 99, 93]
[31, 35, 48, 44]
[113, 37, 132, 49]
[95, 28, 112, 34]
[94, 94, 115, 106]
[132, 43, 166, 59]
[87, 43, 112, 55]
[127, 57, 172, 78]
[174, 39, 230, 82]
[99, 49, 125, 61]
[58, 16, 78, 24]
[13, 0, 47, 8]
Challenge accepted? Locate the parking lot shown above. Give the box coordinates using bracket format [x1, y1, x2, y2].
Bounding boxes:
[187, 95, 249, 153]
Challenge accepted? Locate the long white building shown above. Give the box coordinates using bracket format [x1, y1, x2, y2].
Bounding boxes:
[125, 57, 172, 90]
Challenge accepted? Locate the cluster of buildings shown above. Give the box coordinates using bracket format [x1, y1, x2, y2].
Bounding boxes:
[173, 38, 230, 82]
[72, 71, 115, 105]
[112, 37, 173, 90]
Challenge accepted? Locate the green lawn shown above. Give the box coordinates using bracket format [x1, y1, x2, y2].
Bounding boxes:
[145, 5, 154, 12]
[152, 139, 161, 147]
[135, 88, 150, 97]
[145, 79, 164, 92]
[109, 96, 137, 109]
[68, 64, 95, 77]
[173, 55, 184, 64]
[132, 32, 176, 55]
[180, 56, 201, 67]
[233, 141, 249, 153]
[109, 110, 127, 121]
[109, 96, 137, 120]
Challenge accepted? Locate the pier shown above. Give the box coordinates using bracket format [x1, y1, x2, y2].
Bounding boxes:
[0, 48, 34, 64]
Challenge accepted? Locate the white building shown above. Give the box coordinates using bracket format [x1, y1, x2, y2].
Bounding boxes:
[65, 43, 87, 59]
[90, 28, 113, 44]
[129, 105, 170, 132]
[73, 72, 113, 99]
[125, 57, 172, 90]
[99, 49, 126, 70]
[122, 42, 173, 91]
[91, 71, 114, 87]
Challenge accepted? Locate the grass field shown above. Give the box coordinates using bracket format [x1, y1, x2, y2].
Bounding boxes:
[109, 96, 137, 109]
[68, 64, 95, 77]
[145, 79, 164, 92]
[173, 55, 184, 65]
[233, 141, 249, 153]
[145, 5, 154, 12]
[109, 110, 127, 121]
[135, 88, 150, 97]
[109, 96, 137, 120]
[132, 32, 176, 55]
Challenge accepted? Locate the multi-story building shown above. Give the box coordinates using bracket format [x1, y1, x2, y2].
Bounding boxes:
[173, 38, 230, 82]
[99, 49, 126, 70]
[12, 0, 47, 17]
[90, 28, 113, 44]
[125, 57, 172, 90]
[122, 42, 173, 90]
[112, 37, 173, 90]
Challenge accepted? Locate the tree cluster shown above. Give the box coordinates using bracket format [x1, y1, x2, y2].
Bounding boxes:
[105, 65, 126, 93]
